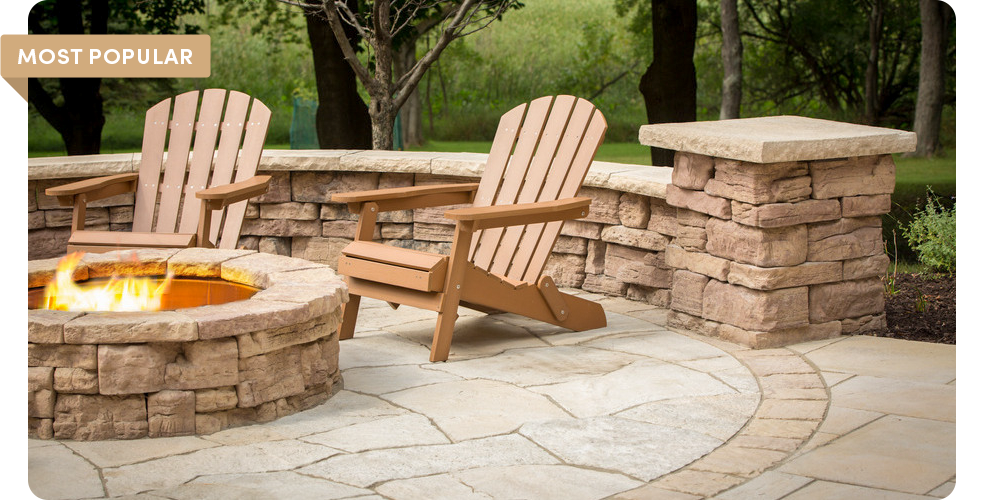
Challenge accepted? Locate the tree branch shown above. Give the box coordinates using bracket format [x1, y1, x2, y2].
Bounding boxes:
[273, 0, 315, 9]
[28, 78, 67, 134]
[589, 62, 639, 101]
[319, 2, 375, 91]
[394, 0, 484, 96]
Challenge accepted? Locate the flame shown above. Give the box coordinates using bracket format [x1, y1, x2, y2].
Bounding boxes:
[41, 252, 174, 312]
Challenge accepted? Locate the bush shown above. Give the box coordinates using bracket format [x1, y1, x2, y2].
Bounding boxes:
[903, 188, 956, 273]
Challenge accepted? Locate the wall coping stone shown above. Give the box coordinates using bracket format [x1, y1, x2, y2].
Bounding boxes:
[638, 116, 916, 163]
[28, 149, 672, 199]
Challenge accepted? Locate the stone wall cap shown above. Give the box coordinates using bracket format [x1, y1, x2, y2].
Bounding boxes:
[28, 153, 137, 179]
[638, 116, 917, 163]
[29, 150, 668, 198]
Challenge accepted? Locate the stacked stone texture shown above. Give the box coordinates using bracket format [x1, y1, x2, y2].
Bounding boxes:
[30, 165, 678, 308]
[28, 250, 345, 440]
[664, 152, 893, 348]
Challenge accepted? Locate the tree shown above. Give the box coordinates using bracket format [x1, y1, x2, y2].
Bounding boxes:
[294, 0, 520, 150]
[28, 0, 203, 155]
[216, 0, 373, 149]
[740, 0, 923, 127]
[639, 0, 697, 166]
[719, 0, 742, 119]
[304, 1, 374, 148]
[912, 0, 953, 157]
[862, 0, 884, 125]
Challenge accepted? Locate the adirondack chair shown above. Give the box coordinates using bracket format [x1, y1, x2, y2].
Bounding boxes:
[332, 95, 608, 362]
[45, 89, 271, 252]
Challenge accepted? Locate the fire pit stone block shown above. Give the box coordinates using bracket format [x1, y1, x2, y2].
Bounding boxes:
[28, 248, 347, 441]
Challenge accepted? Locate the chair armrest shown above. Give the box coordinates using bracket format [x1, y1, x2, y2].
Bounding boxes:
[196, 175, 271, 210]
[332, 183, 479, 212]
[44, 173, 139, 206]
[444, 197, 592, 230]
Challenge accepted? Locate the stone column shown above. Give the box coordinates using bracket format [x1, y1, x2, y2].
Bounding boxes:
[639, 116, 916, 348]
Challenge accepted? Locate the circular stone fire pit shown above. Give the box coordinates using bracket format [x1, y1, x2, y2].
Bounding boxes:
[28, 248, 348, 441]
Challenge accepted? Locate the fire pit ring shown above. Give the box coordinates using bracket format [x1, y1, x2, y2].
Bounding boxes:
[28, 248, 348, 441]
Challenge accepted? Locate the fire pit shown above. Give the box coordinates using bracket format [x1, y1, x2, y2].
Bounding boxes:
[28, 248, 348, 440]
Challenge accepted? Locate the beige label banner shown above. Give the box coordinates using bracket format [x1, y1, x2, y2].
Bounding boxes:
[2, 34, 210, 100]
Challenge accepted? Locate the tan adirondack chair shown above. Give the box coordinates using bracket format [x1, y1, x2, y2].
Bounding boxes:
[45, 89, 272, 252]
[332, 95, 608, 362]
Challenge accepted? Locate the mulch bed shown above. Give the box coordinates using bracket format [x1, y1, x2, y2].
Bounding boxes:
[868, 272, 956, 344]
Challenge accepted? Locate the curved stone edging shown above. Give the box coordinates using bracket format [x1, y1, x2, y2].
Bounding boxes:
[614, 321, 831, 498]
[27, 248, 349, 440]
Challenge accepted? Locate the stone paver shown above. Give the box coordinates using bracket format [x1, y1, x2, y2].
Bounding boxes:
[520, 416, 724, 481]
[712, 471, 814, 500]
[26, 294, 956, 500]
[382, 379, 572, 441]
[29, 441, 105, 500]
[778, 415, 956, 494]
[340, 364, 464, 395]
[531, 359, 740, 418]
[829, 375, 955, 421]
[62, 435, 220, 468]
[427, 344, 644, 386]
[782, 480, 937, 499]
[175, 472, 373, 500]
[615, 393, 759, 441]
[303, 413, 450, 452]
[791, 334, 955, 384]
[297, 434, 558, 488]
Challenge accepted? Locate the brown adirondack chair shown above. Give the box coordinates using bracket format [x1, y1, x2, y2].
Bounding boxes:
[332, 95, 608, 362]
[45, 89, 272, 253]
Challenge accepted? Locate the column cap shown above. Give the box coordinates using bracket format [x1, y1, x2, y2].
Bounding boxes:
[639, 116, 916, 163]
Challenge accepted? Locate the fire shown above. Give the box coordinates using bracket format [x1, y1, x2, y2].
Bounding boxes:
[41, 252, 174, 312]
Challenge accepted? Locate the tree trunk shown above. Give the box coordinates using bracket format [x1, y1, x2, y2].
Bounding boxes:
[305, 7, 372, 149]
[396, 41, 424, 147]
[28, 0, 107, 155]
[369, 97, 396, 150]
[864, 0, 884, 125]
[719, 0, 742, 120]
[58, 77, 105, 155]
[912, 0, 950, 157]
[640, 0, 698, 166]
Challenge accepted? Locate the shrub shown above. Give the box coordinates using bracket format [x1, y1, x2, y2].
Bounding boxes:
[903, 188, 956, 273]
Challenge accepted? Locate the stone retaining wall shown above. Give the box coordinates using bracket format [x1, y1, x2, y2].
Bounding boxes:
[28, 150, 678, 309]
[29, 116, 914, 351]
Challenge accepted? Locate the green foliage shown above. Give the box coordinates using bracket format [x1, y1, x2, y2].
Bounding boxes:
[914, 288, 928, 313]
[424, 0, 648, 142]
[26, 0, 957, 159]
[29, 0, 205, 35]
[902, 188, 956, 273]
[883, 155, 955, 263]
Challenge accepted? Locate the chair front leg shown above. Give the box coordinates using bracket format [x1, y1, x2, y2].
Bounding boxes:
[71, 194, 88, 233]
[336, 202, 380, 341]
[430, 220, 476, 362]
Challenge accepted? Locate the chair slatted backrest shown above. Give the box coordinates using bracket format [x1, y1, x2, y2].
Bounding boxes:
[131, 89, 271, 249]
[468, 95, 607, 282]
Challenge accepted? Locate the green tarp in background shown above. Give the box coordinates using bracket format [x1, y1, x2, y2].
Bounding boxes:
[290, 96, 404, 150]
[290, 97, 318, 149]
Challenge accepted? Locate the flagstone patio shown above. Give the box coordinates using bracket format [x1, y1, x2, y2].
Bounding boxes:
[28, 292, 956, 499]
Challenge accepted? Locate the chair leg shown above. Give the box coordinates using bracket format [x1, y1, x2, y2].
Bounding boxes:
[338, 294, 362, 340]
[430, 301, 460, 362]
[429, 220, 474, 362]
